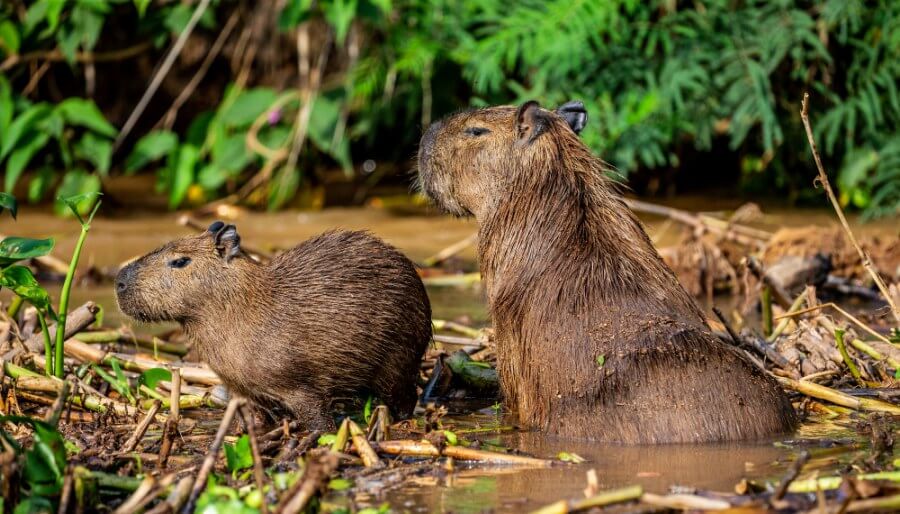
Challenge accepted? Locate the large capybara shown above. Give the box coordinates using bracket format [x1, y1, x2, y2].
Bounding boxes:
[116, 222, 431, 429]
[417, 100, 797, 443]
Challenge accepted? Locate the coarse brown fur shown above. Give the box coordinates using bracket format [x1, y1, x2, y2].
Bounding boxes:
[418, 101, 797, 443]
[116, 225, 432, 429]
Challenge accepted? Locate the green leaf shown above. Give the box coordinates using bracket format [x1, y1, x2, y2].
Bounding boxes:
[317, 433, 337, 446]
[126, 130, 178, 173]
[328, 478, 353, 491]
[0, 416, 67, 496]
[443, 430, 458, 445]
[54, 171, 101, 218]
[267, 165, 300, 210]
[223, 434, 253, 473]
[278, 0, 314, 30]
[219, 88, 277, 128]
[138, 368, 172, 390]
[134, 0, 152, 17]
[5, 131, 51, 192]
[56, 98, 117, 138]
[168, 144, 199, 208]
[74, 132, 113, 175]
[197, 164, 229, 191]
[0, 20, 21, 54]
[28, 168, 54, 204]
[212, 133, 251, 174]
[0, 75, 12, 135]
[0, 266, 52, 310]
[0, 192, 17, 219]
[0, 237, 55, 266]
[0, 103, 52, 161]
[596, 354, 605, 368]
[557, 451, 587, 463]
[323, 0, 358, 45]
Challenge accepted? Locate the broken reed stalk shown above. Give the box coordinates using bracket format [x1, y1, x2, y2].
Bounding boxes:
[850, 339, 900, 370]
[181, 397, 243, 514]
[240, 404, 270, 514]
[788, 471, 900, 493]
[761, 286, 774, 337]
[712, 307, 789, 369]
[121, 400, 161, 453]
[432, 319, 482, 339]
[159, 368, 181, 468]
[43, 380, 70, 427]
[423, 233, 477, 267]
[373, 440, 553, 467]
[529, 484, 643, 514]
[640, 493, 731, 510]
[773, 450, 810, 500]
[146, 476, 192, 514]
[768, 292, 807, 342]
[775, 302, 891, 344]
[775, 376, 900, 414]
[274, 449, 340, 514]
[800, 93, 900, 325]
[331, 417, 350, 453]
[348, 420, 383, 469]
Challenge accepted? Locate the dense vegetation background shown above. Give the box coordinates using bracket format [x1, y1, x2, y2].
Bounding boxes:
[0, 0, 898, 217]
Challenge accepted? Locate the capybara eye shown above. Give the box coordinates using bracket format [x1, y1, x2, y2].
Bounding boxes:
[168, 257, 191, 269]
[464, 127, 491, 137]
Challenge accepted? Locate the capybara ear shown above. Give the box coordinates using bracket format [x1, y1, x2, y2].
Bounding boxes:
[556, 100, 587, 134]
[515, 100, 550, 144]
[207, 220, 226, 234]
[213, 224, 241, 262]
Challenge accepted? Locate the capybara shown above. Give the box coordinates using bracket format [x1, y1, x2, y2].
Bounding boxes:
[417, 100, 796, 443]
[116, 223, 431, 429]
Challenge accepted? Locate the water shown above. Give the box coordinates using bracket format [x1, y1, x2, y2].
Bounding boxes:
[1, 199, 894, 510]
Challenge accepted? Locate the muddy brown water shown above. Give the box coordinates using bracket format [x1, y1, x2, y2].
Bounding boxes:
[1, 200, 895, 512]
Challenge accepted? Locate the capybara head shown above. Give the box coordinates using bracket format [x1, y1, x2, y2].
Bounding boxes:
[418, 100, 587, 217]
[116, 221, 249, 323]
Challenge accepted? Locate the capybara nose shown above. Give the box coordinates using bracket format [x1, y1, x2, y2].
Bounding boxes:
[419, 120, 443, 159]
[116, 280, 127, 293]
[115, 265, 133, 294]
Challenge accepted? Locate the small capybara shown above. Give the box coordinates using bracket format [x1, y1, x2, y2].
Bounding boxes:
[418, 100, 797, 443]
[116, 223, 431, 429]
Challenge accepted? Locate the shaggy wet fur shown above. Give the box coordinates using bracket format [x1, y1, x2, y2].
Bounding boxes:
[116, 227, 432, 429]
[418, 102, 796, 443]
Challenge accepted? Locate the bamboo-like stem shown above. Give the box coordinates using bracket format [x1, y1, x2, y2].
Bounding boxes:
[850, 339, 900, 369]
[373, 440, 552, 467]
[432, 319, 482, 339]
[159, 369, 181, 468]
[640, 493, 731, 510]
[331, 417, 350, 453]
[789, 471, 900, 493]
[55, 219, 93, 378]
[113, 475, 156, 514]
[349, 420, 383, 469]
[800, 93, 900, 324]
[529, 485, 643, 514]
[776, 376, 900, 414]
[768, 291, 807, 342]
[761, 286, 773, 337]
[38, 312, 53, 376]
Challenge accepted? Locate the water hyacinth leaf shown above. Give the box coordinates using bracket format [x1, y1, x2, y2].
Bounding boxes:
[0, 192, 16, 219]
[126, 130, 179, 173]
[0, 416, 67, 496]
[0, 237, 55, 266]
[56, 98, 117, 138]
[219, 88, 278, 128]
[0, 265, 52, 310]
[138, 368, 172, 390]
[224, 434, 253, 473]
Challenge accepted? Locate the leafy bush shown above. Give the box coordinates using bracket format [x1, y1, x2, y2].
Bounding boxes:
[1, 0, 898, 217]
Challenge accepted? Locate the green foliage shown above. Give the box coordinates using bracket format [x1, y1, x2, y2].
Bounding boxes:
[223, 434, 253, 474]
[0, 416, 68, 512]
[137, 367, 172, 391]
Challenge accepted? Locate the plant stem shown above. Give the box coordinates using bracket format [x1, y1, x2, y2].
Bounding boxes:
[834, 329, 862, 385]
[6, 295, 23, 318]
[55, 222, 91, 378]
[38, 311, 53, 376]
[761, 285, 773, 337]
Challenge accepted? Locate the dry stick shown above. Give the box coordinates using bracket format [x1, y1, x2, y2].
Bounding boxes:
[0, 41, 152, 72]
[800, 93, 900, 324]
[121, 400, 161, 453]
[274, 449, 340, 514]
[850, 339, 900, 370]
[23, 301, 98, 354]
[773, 450, 811, 500]
[57, 467, 74, 514]
[239, 404, 269, 514]
[373, 440, 553, 467]
[113, 0, 212, 151]
[159, 10, 240, 130]
[423, 234, 478, 267]
[624, 198, 768, 248]
[63, 338, 221, 385]
[159, 368, 181, 468]
[768, 292, 808, 342]
[181, 397, 243, 514]
[146, 476, 192, 514]
[640, 493, 731, 510]
[529, 485, 643, 514]
[746, 257, 792, 309]
[712, 307, 790, 369]
[775, 302, 891, 344]
[775, 376, 900, 414]
[43, 380, 70, 427]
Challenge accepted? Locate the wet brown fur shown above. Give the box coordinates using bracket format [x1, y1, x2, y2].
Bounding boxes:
[418, 102, 797, 443]
[116, 228, 432, 429]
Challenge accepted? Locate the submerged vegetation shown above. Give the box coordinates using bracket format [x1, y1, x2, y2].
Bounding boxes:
[0, 0, 899, 216]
